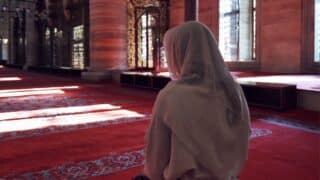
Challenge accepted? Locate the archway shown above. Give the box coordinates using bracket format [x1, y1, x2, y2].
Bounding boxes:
[127, 0, 168, 71]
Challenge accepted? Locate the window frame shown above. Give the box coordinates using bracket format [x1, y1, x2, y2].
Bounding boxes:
[252, 0, 256, 60]
[302, 0, 320, 73]
[219, 0, 240, 61]
[72, 25, 85, 70]
[314, 0, 320, 63]
[218, 0, 260, 71]
[134, 6, 161, 71]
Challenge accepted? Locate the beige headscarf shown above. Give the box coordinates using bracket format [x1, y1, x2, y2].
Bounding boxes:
[145, 21, 250, 180]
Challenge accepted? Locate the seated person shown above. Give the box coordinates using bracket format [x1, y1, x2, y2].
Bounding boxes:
[143, 21, 251, 180]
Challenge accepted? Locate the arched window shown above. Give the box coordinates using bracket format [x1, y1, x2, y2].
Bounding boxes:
[219, 0, 256, 62]
[72, 25, 85, 69]
[135, 7, 160, 70]
[315, 0, 320, 62]
[127, 1, 168, 71]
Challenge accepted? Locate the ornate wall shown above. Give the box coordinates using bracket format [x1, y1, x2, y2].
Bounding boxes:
[127, 0, 168, 69]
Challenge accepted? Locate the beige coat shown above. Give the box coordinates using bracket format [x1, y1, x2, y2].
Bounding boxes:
[144, 22, 250, 180]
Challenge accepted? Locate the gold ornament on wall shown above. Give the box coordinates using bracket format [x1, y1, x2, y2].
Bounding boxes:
[127, 0, 168, 69]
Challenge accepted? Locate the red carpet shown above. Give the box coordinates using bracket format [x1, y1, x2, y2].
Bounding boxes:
[0, 67, 155, 178]
[240, 120, 319, 180]
[1, 117, 318, 179]
[0, 67, 319, 179]
[0, 120, 149, 179]
[251, 107, 320, 131]
[94, 120, 319, 180]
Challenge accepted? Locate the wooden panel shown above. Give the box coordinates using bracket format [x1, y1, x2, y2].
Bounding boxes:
[120, 72, 171, 90]
[170, 0, 185, 27]
[170, 0, 219, 36]
[241, 82, 297, 110]
[301, 0, 319, 73]
[260, 0, 302, 73]
[169, 0, 314, 73]
[199, 0, 219, 39]
[89, 0, 127, 70]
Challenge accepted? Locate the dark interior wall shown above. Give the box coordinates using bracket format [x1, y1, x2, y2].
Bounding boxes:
[198, 0, 219, 40]
[302, 0, 318, 73]
[169, 0, 185, 27]
[86, 0, 317, 73]
[169, 0, 317, 73]
[259, 0, 302, 73]
[18, 0, 90, 69]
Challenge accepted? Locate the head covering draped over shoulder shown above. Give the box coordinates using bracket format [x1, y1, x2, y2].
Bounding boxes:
[145, 21, 250, 180]
[164, 21, 242, 120]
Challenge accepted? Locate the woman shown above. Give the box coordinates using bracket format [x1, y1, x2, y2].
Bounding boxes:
[144, 21, 251, 180]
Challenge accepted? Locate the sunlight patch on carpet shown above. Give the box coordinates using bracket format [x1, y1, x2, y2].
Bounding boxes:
[0, 77, 22, 81]
[0, 110, 146, 133]
[0, 115, 151, 142]
[0, 104, 122, 121]
[0, 86, 79, 93]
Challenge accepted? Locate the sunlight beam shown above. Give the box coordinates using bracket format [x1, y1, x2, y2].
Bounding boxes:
[0, 89, 65, 98]
[237, 75, 320, 91]
[237, 75, 319, 83]
[0, 77, 22, 81]
[0, 109, 145, 133]
[0, 86, 79, 94]
[0, 104, 122, 121]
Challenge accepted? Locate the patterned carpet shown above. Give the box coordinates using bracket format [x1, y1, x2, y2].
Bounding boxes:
[2, 127, 272, 179]
[0, 67, 319, 180]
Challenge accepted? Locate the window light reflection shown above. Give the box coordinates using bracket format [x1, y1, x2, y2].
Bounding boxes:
[0, 104, 122, 121]
[0, 89, 65, 98]
[0, 86, 79, 93]
[0, 77, 22, 81]
[0, 109, 145, 133]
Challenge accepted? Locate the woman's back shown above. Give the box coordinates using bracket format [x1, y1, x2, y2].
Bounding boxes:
[149, 81, 250, 179]
[144, 21, 251, 180]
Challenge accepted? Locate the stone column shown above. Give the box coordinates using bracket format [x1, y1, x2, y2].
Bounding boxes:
[0, 0, 9, 62]
[8, 0, 15, 65]
[82, 0, 127, 82]
[24, 3, 38, 69]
